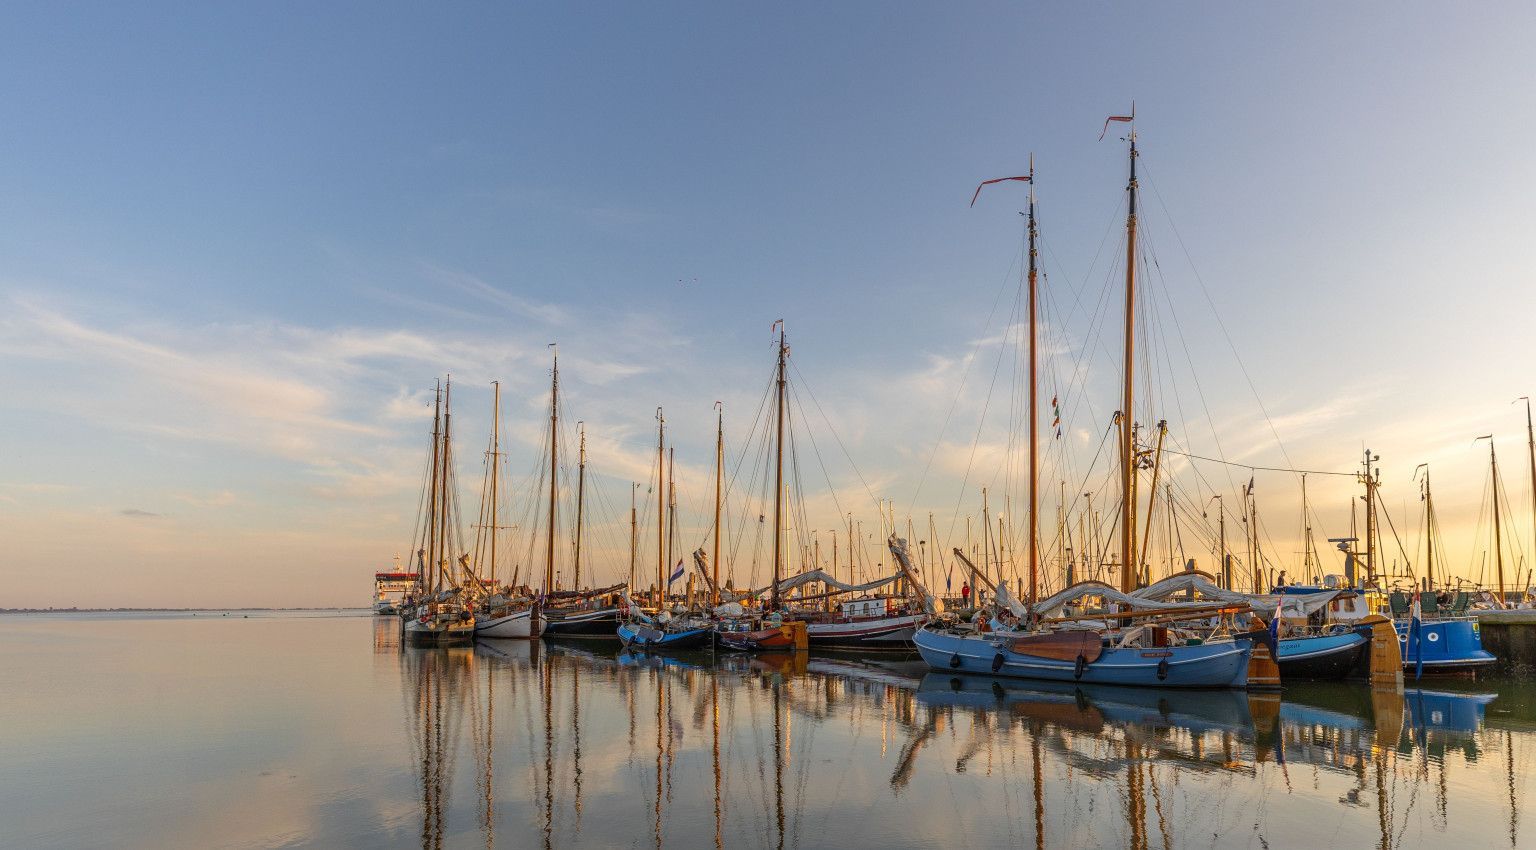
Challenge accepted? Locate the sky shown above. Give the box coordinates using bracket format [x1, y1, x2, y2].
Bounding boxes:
[3, 3, 1536, 607]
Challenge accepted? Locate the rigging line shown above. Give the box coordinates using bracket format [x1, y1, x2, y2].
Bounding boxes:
[1158, 447, 1355, 477]
[1141, 163, 1303, 477]
[787, 383, 854, 550]
[942, 280, 1025, 546]
[788, 358, 882, 516]
[1133, 217, 1244, 519]
[906, 242, 1025, 512]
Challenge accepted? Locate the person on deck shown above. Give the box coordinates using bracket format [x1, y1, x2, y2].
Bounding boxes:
[961, 581, 972, 607]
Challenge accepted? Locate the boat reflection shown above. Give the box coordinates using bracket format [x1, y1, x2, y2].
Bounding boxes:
[393, 640, 1531, 849]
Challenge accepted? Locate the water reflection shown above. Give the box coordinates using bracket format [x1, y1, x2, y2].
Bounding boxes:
[391, 628, 1535, 849]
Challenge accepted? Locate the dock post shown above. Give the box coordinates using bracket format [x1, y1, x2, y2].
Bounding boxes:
[1359, 614, 1404, 691]
[784, 620, 808, 651]
[1246, 641, 1282, 691]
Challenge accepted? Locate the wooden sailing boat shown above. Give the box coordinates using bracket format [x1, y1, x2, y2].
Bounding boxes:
[403, 377, 476, 646]
[618, 405, 715, 650]
[474, 380, 543, 638]
[910, 121, 1255, 687]
[714, 326, 932, 651]
[538, 348, 627, 639]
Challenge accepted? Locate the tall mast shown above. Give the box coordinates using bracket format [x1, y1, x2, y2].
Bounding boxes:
[574, 422, 587, 592]
[629, 483, 638, 594]
[1118, 110, 1140, 595]
[439, 377, 454, 591]
[1419, 464, 1435, 590]
[1522, 397, 1536, 583]
[426, 380, 443, 594]
[1025, 156, 1040, 610]
[545, 349, 559, 593]
[1370, 451, 1382, 584]
[490, 380, 500, 586]
[1301, 473, 1312, 580]
[771, 327, 787, 610]
[656, 408, 665, 605]
[667, 447, 676, 601]
[713, 401, 724, 607]
[1480, 435, 1508, 608]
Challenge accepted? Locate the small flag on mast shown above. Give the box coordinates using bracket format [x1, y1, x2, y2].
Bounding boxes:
[668, 559, 685, 585]
[970, 174, 1032, 207]
[1099, 105, 1135, 141]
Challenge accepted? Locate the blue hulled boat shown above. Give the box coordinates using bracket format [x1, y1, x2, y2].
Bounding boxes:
[1274, 629, 1369, 680]
[911, 625, 1253, 689]
[1396, 617, 1495, 675]
[617, 619, 714, 651]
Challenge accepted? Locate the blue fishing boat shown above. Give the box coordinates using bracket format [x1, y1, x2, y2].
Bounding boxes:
[1274, 629, 1369, 680]
[617, 619, 714, 651]
[911, 624, 1253, 689]
[1396, 615, 1495, 675]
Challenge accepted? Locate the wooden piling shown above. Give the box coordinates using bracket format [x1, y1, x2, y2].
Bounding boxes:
[1246, 641, 1282, 691]
[1359, 614, 1403, 691]
[783, 620, 808, 651]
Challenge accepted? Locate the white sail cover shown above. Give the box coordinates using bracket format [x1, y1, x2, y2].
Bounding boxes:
[994, 580, 1029, 618]
[1030, 581, 1207, 618]
[884, 536, 936, 614]
[1130, 572, 1345, 618]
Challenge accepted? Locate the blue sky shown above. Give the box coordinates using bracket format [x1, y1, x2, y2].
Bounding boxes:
[4, 3, 1536, 606]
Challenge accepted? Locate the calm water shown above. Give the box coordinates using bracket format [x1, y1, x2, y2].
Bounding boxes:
[3, 613, 1535, 849]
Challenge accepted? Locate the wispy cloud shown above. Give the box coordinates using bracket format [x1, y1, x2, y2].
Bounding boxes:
[120, 508, 161, 518]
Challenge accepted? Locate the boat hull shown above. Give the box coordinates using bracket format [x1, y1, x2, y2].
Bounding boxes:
[718, 624, 797, 651]
[403, 617, 475, 647]
[617, 622, 714, 651]
[912, 627, 1251, 689]
[1275, 631, 1368, 680]
[1396, 618, 1496, 675]
[805, 613, 928, 649]
[541, 606, 623, 639]
[474, 608, 542, 639]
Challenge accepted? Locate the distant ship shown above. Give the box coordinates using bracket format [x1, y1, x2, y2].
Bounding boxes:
[374, 555, 418, 615]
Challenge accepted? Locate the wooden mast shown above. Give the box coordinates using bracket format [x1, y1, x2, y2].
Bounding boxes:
[630, 483, 638, 594]
[544, 350, 558, 593]
[771, 326, 787, 611]
[667, 447, 676, 602]
[1522, 396, 1536, 585]
[1301, 473, 1313, 581]
[574, 422, 586, 592]
[426, 380, 442, 595]
[1025, 155, 1040, 612]
[1370, 448, 1382, 587]
[656, 408, 665, 605]
[1118, 110, 1140, 595]
[440, 377, 454, 591]
[1479, 435, 1508, 608]
[1417, 464, 1435, 590]
[713, 401, 724, 607]
[490, 381, 500, 587]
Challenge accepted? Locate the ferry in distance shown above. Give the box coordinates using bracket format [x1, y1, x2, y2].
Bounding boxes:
[374, 556, 418, 615]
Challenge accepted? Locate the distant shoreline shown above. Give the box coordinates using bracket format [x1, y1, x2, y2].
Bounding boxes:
[1, 607, 371, 614]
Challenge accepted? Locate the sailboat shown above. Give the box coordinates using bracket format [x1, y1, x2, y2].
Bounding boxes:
[618, 407, 714, 650]
[538, 349, 626, 639]
[473, 381, 543, 639]
[910, 122, 1256, 687]
[403, 378, 476, 646]
[713, 327, 935, 651]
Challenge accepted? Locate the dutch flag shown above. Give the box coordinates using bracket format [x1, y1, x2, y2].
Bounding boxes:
[668, 559, 685, 585]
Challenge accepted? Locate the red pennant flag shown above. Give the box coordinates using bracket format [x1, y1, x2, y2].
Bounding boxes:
[970, 175, 1031, 207]
[1099, 114, 1134, 141]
